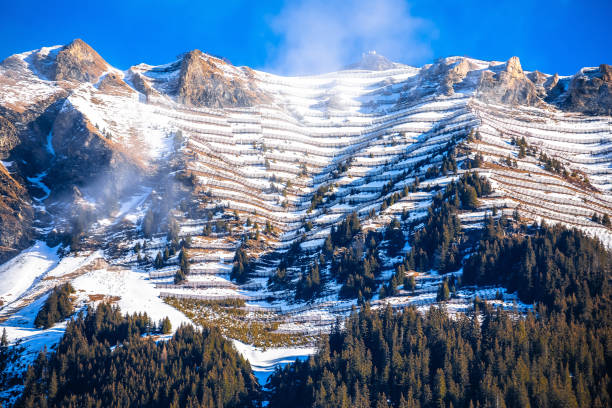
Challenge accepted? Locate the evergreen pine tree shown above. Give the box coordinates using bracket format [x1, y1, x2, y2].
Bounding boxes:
[160, 317, 172, 334]
[155, 252, 164, 269]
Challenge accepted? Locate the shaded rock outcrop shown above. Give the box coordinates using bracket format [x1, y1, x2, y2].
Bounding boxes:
[0, 92, 69, 262]
[97, 73, 135, 96]
[560, 64, 612, 115]
[527, 71, 559, 99]
[126, 70, 161, 102]
[46, 104, 139, 193]
[5, 94, 68, 177]
[0, 116, 18, 159]
[0, 115, 34, 263]
[0, 163, 33, 263]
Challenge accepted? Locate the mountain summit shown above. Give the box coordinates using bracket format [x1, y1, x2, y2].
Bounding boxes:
[345, 50, 398, 70]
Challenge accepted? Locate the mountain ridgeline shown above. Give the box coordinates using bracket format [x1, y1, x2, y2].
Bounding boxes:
[0, 39, 609, 264]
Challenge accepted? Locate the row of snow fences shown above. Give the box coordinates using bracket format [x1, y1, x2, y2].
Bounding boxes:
[478, 110, 610, 137]
[491, 174, 612, 213]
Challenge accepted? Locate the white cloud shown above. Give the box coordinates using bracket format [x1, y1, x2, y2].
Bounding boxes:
[265, 0, 436, 75]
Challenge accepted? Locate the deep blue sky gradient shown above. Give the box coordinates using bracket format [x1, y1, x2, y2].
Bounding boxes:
[1, 0, 610, 75]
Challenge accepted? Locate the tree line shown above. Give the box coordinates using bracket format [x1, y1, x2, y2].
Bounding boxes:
[264, 169, 611, 407]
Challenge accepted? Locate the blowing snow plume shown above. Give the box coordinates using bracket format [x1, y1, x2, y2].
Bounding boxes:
[266, 0, 436, 75]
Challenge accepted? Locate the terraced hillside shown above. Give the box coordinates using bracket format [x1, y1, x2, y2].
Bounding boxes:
[0, 41, 610, 354]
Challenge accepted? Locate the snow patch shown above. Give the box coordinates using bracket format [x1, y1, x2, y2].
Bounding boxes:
[0, 242, 59, 304]
[232, 339, 316, 387]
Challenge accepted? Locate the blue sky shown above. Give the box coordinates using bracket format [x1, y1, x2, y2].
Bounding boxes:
[1, 0, 610, 75]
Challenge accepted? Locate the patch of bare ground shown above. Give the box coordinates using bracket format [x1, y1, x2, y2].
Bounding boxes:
[87, 294, 121, 302]
[165, 297, 316, 348]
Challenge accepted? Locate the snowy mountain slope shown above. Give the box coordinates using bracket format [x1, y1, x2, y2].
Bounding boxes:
[0, 40, 610, 378]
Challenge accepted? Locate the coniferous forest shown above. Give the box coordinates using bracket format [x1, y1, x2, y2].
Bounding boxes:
[266, 301, 610, 408]
[463, 217, 610, 323]
[264, 217, 612, 408]
[16, 304, 260, 408]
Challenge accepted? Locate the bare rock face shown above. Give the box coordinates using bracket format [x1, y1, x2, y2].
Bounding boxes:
[505, 56, 524, 78]
[0, 99, 36, 263]
[45, 103, 143, 217]
[544, 73, 560, 93]
[394, 57, 472, 104]
[0, 92, 68, 262]
[126, 71, 160, 102]
[53, 39, 109, 83]
[440, 58, 472, 95]
[0, 163, 33, 263]
[24, 48, 58, 80]
[97, 73, 135, 96]
[0, 116, 18, 159]
[414, 57, 482, 97]
[526, 70, 546, 86]
[420, 60, 455, 96]
[47, 106, 118, 190]
[527, 71, 560, 99]
[177, 50, 267, 108]
[477, 56, 540, 106]
[5, 94, 68, 179]
[0, 123, 34, 262]
[560, 64, 612, 115]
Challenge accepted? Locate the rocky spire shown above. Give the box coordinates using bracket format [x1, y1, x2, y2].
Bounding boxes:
[476, 56, 540, 106]
[504, 56, 524, 78]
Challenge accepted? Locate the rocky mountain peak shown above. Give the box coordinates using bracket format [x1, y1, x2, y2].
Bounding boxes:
[345, 51, 396, 71]
[176, 49, 267, 108]
[504, 56, 524, 78]
[419, 57, 474, 96]
[600, 63, 612, 82]
[53, 38, 109, 83]
[526, 70, 547, 86]
[476, 56, 539, 106]
[180, 49, 206, 65]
